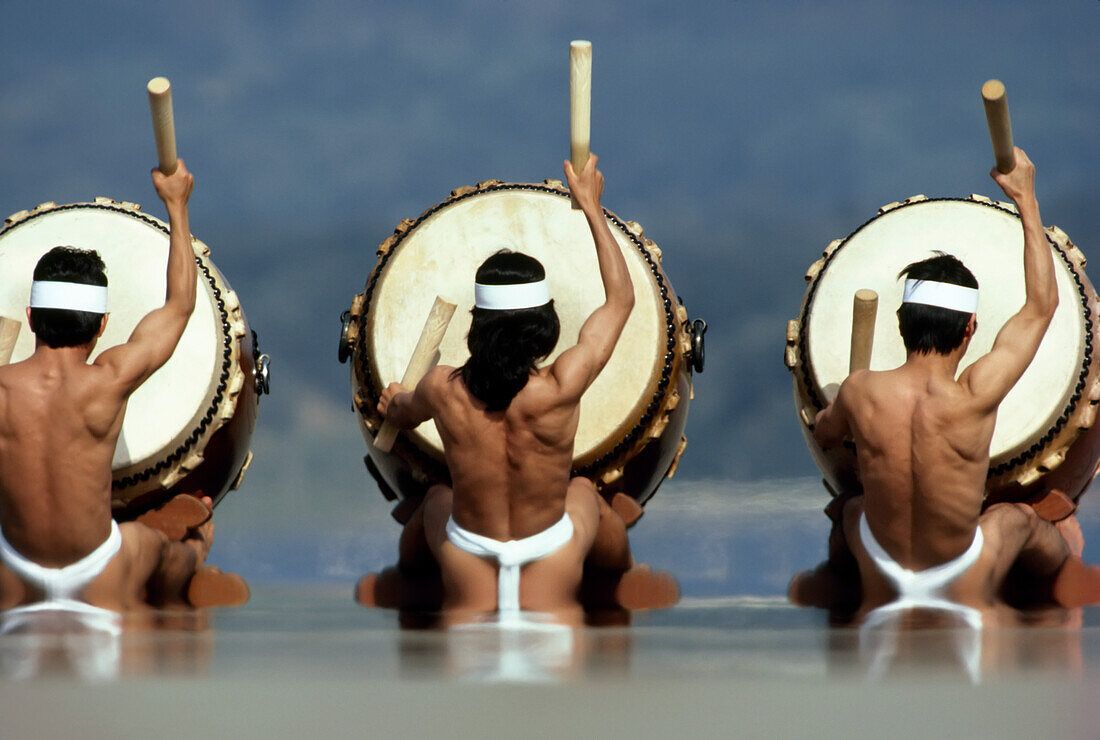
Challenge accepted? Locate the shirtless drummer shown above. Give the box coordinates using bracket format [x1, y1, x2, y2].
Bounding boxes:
[791, 147, 1100, 617]
[363, 155, 677, 616]
[0, 161, 247, 612]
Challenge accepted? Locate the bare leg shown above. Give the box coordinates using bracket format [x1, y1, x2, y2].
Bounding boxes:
[182, 513, 249, 608]
[583, 481, 633, 571]
[981, 503, 1100, 608]
[356, 486, 448, 610]
[0, 560, 26, 610]
[356, 566, 444, 610]
[788, 496, 862, 613]
[398, 490, 443, 576]
[128, 496, 247, 608]
[577, 481, 679, 611]
[422, 485, 501, 614]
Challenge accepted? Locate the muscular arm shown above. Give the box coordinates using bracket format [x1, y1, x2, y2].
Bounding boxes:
[548, 154, 635, 403]
[377, 367, 445, 430]
[95, 160, 197, 394]
[814, 379, 854, 449]
[961, 148, 1058, 408]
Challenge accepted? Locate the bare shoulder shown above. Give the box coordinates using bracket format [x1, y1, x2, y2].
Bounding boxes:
[511, 367, 570, 415]
[851, 367, 908, 397]
[419, 365, 459, 399]
[836, 368, 906, 418]
[833, 368, 872, 405]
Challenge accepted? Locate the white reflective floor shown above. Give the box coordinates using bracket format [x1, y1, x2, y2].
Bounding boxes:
[1, 586, 1098, 739]
[4, 476, 1100, 738]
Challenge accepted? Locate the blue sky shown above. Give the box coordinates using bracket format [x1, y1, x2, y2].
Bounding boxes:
[2, 1, 1098, 583]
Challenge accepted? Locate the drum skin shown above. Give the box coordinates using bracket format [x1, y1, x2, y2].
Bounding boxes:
[0, 199, 264, 517]
[344, 180, 697, 517]
[786, 195, 1100, 506]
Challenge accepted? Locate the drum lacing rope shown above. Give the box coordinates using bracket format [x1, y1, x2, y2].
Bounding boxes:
[796, 197, 1093, 480]
[0, 202, 234, 491]
[354, 183, 679, 481]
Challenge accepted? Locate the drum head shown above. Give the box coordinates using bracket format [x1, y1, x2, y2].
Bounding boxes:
[0, 204, 225, 478]
[802, 198, 1088, 467]
[365, 186, 665, 465]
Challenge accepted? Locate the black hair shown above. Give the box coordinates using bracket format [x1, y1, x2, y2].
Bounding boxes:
[29, 246, 108, 348]
[454, 250, 560, 410]
[896, 251, 978, 355]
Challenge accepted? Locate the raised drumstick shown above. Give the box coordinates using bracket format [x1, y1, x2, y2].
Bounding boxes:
[147, 77, 179, 175]
[0, 317, 20, 366]
[849, 289, 878, 374]
[982, 79, 1015, 174]
[374, 296, 458, 453]
[570, 40, 592, 210]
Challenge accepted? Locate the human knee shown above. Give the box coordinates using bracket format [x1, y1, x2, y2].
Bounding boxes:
[424, 484, 453, 506]
[120, 522, 167, 557]
[985, 502, 1037, 530]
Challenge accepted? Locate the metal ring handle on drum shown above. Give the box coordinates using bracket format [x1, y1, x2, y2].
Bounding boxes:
[254, 353, 271, 395]
[338, 309, 353, 364]
[690, 318, 707, 374]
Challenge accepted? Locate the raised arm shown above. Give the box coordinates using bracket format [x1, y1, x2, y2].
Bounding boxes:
[548, 154, 635, 403]
[960, 148, 1058, 407]
[95, 160, 197, 392]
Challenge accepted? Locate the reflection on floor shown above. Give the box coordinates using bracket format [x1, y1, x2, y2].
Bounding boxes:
[0, 602, 211, 682]
[0, 589, 1096, 739]
[1, 587, 1096, 686]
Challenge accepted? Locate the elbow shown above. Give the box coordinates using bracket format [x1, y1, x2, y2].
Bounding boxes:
[1031, 292, 1058, 322]
[1044, 291, 1059, 319]
[169, 292, 197, 318]
[611, 289, 635, 315]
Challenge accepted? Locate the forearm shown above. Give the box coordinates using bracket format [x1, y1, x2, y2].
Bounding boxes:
[387, 391, 430, 430]
[584, 207, 634, 310]
[164, 201, 197, 313]
[1017, 196, 1057, 316]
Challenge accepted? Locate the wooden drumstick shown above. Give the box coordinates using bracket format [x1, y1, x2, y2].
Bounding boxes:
[849, 289, 878, 374]
[0, 317, 21, 366]
[147, 77, 179, 175]
[374, 296, 458, 453]
[570, 40, 592, 210]
[982, 79, 1015, 174]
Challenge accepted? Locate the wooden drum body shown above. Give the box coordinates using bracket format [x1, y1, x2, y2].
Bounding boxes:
[0, 200, 268, 517]
[785, 195, 1100, 506]
[341, 180, 702, 516]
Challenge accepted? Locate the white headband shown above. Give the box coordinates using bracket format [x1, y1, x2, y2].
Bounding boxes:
[29, 281, 108, 313]
[902, 279, 978, 314]
[474, 280, 551, 310]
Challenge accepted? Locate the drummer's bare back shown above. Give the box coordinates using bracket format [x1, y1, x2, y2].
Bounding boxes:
[379, 155, 634, 540]
[0, 163, 196, 567]
[814, 149, 1057, 570]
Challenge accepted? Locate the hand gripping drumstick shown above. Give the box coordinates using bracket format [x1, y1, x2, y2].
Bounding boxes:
[374, 296, 458, 453]
[147, 77, 179, 175]
[849, 289, 878, 374]
[982, 79, 1015, 174]
[0, 317, 20, 366]
[569, 40, 592, 210]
